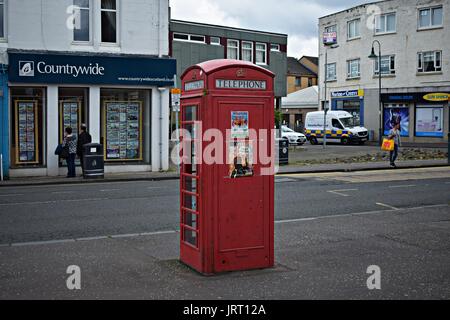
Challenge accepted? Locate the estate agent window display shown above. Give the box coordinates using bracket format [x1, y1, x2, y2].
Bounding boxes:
[100, 89, 147, 163]
[10, 87, 45, 168]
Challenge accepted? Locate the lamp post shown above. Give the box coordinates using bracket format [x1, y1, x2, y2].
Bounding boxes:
[368, 40, 383, 146]
[323, 44, 339, 149]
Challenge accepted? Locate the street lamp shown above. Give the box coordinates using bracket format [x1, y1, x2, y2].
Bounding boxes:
[323, 44, 339, 149]
[368, 40, 383, 146]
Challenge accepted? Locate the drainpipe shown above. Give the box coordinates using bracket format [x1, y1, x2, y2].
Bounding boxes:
[158, 87, 166, 171]
[0, 154, 3, 181]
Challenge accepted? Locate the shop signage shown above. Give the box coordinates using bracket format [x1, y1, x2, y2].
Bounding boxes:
[323, 32, 337, 45]
[9, 52, 176, 87]
[331, 90, 364, 98]
[216, 79, 267, 90]
[423, 93, 449, 102]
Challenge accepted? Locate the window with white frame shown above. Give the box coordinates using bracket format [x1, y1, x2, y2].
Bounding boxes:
[227, 39, 239, 60]
[256, 43, 267, 65]
[271, 44, 280, 51]
[326, 63, 337, 81]
[73, 0, 90, 42]
[242, 41, 253, 62]
[101, 0, 117, 43]
[418, 6, 443, 29]
[347, 19, 360, 40]
[210, 36, 221, 45]
[0, 0, 5, 39]
[347, 59, 360, 78]
[173, 33, 205, 43]
[417, 51, 442, 73]
[375, 55, 395, 75]
[375, 13, 396, 34]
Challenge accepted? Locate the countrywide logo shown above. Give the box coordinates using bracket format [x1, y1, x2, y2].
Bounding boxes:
[19, 61, 35, 77]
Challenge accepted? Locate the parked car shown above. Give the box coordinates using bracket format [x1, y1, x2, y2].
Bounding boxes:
[281, 125, 307, 145]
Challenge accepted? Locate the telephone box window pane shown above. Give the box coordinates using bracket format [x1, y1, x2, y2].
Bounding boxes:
[184, 176, 197, 193]
[183, 211, 198, 229]
[183, 228, 197, 247]
[184, 193, 197, 211]
[184, 106, 197, 121]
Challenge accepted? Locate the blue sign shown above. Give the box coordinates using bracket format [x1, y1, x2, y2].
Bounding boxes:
[331, 90, 361, 98]
[8, 52, 176, 87]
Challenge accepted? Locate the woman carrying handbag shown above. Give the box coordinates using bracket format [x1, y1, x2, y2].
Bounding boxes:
[62, 127, 77, 178]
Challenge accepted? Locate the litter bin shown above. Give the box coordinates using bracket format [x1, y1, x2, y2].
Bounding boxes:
[278, 138, 289, 166]
[83, 143, 104, 179]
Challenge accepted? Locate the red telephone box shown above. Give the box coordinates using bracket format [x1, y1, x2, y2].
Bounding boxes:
[179, 59, 275, 274]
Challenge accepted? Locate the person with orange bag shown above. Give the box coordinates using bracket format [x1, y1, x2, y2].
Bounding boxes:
[388, 122, 401, 168]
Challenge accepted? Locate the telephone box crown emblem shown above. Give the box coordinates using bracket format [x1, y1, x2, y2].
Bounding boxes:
[236, 69, 246, 78]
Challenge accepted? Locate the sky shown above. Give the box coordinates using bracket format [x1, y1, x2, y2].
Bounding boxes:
[169, 0, 375, 58]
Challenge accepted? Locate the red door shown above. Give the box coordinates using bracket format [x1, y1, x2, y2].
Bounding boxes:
[214, 99, 272, 272]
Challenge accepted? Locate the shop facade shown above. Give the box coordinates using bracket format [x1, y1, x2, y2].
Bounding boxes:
[381, 90, 449, 143]
[331, 89, 365, 126]
[7, 51, 176, 177]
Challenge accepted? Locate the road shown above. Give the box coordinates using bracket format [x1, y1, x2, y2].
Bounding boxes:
[0, 167, 449, 299]
[0, 167, 449, 245]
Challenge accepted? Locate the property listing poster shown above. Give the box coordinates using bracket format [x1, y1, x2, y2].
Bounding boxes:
[415, 106, 444, 137]
[62, 102, 79, 137]
[17, 101, 37, 163]
[228, 140, 254, 178]
[231, 111, 249, 139]
[383, 107, 410, 137]
[105, 102, 141, 160]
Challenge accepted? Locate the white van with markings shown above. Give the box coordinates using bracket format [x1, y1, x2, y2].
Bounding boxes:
[305, 111, 369, 145]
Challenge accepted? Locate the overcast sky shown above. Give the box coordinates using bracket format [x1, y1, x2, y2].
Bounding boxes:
[170, 0, 374, 58]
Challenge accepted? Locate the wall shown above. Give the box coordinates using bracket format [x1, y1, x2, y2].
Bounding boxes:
[0, 68, 8, 178]
[6, 0, 169, 56]
[287, 76, 317, 94]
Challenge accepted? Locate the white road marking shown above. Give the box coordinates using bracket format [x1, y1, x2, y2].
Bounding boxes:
[100, 189, 120, 192]
[327, 189, 358, 197]
[376, 202, 400, 210]
[51, 191, 73, 194]
[3, 204, 447, 248]
[0, 194, 24, 197]
[389, 185, 416, 189]
[0, 198, 110, 206]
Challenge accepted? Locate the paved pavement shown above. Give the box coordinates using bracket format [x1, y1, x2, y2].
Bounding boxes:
[0, 167, 449, 299]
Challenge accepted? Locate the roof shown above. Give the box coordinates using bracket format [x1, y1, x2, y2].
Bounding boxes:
[301, 56, 319, 66]
[319, 0, 386, 20]
[181, 59, 275, 78]
[282, 86, 319, 109]
[287, 57, 317, 77]
[170, 19, 288, 38]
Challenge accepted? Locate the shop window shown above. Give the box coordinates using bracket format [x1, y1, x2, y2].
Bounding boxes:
[101, 0, 117, 43]
[417, 51, 442, 73]
[256, 43, 267, 65]
[227, 39, 239, 60]
[415, 105, 444, 137]
[384, 105, 410, 136]
[59, 88, 89, 166]
[100, 89, 150, 163]
[242, 41, 253, 62]
[73, 0, 90, 42]
[10, 87, 45, 168]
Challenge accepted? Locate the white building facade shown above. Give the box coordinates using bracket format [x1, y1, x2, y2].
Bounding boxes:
[0, 0, 175, 178]
[319, 0, 449, 143]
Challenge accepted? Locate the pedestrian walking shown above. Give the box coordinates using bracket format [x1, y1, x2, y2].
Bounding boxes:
[62, 127, 77, 178]
[388, 122, 401, 168]
[77, 124, 92, 176]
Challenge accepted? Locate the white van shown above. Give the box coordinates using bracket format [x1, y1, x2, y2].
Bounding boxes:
[304, 111, 369, 145]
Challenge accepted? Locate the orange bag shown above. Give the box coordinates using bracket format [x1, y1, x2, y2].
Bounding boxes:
[381, 138, 394, 151]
